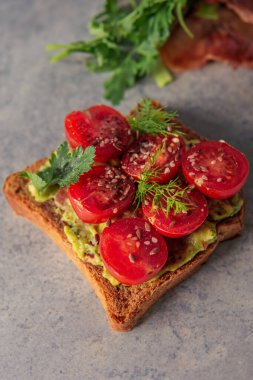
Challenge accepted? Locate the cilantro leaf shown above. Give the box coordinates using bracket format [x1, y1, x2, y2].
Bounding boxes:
[20, 142, 95, 195]
[20, 172, 47, 191]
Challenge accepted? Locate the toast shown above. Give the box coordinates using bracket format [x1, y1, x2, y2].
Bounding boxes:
[3, 129, 245, 332]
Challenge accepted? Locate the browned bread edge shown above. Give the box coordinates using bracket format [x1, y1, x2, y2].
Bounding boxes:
[3, 158, 245, 332]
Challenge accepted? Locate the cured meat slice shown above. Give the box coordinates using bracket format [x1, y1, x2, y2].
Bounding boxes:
[160, 7, 253, 73]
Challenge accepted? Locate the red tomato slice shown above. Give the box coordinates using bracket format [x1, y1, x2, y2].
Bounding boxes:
[68, 166, 135, 224]
[99, 218, 168, 285]
[121, 134, 185, 183]
[182, 141, 249, 199]
[65, 105, 131, 162]
[142, 188, 208, 238]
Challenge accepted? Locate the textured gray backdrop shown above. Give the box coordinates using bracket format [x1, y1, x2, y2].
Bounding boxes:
[1, 1, 253, 379]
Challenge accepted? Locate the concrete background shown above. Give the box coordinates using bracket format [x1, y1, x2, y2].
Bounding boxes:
[1, 1, 253, 379]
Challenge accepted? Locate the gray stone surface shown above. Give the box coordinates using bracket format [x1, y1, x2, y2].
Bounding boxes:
[1, 0, 253, 379]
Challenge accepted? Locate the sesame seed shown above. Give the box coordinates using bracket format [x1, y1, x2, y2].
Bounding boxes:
[106, 219, 111, 227]
[149, 247, 160, 256]
[164, 167, 170, 174]
[129, 254, 136, 263]
[127, 234, 133, 238]
[144, 241, 150, 246]
[189, 172, 195, 176]
[145, 222, 151, 232]
[170, 161, 175, 168]
[172, 137, 180, 143]
[113, 208, 118, 214]
[217, 178, 222, 182]
[136, 241, 140, 248]
[167, 126, 172, 132]
[151, 237, 158, 243]
[211, 160, 216, 165]
[202, 175, 208, 180]
[94, 234, 100, 244]
[136, 228, 141, 240]
[217, 156, 223, 162]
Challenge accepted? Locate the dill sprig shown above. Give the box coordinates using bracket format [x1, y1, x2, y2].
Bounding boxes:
[127, 98, 183, 136]
[134, 144, 191, 215]
[135, 177, 191, 216]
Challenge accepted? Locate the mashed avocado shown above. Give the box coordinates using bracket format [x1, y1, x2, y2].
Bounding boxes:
[27, 172, 243, 287]
[62, 200, 120, 286]
[149, 221, 217, 282]
[27, 161, 58, 202]
[208, 194, 244, 222]
[28, 182, 58, 202]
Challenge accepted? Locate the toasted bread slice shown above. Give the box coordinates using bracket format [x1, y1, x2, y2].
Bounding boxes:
[3, 128, 245, 332]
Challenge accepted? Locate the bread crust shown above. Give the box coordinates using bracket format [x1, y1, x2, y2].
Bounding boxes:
[3, 129, 245, 331]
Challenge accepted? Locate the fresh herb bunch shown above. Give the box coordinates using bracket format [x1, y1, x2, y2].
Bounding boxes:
[20, 142, 95, 195]
[46, 0, 192, 104]
[127, 98, 183, 136]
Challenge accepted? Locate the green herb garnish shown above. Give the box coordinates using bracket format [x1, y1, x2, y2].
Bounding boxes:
[136, 176, 191, 216]
[134, 145, 191, 215]
[127, 98, 182, 136]
[20, 142, 95, 196]
[46, 0, 193, 104]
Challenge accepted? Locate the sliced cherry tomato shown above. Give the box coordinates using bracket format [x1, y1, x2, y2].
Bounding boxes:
[142, 188, 208, 238]
[68, 165, 135, 224]
[65, 105, 131, 162]
[182, 141, 249, 199]
[121, 134, 185, 183]
[99, 218, 168, 285]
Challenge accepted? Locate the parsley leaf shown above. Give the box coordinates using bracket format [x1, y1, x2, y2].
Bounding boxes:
[20, 142, 95, 195]
[46, 0, 192, 104]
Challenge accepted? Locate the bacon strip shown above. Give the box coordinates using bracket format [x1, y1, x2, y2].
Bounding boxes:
[160, 7, 253, 73]
[206, 0, 253, 24]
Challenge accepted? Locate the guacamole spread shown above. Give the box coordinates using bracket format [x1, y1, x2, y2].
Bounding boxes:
[208, 193, 244, 222]
[27, 177, 243, 287]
